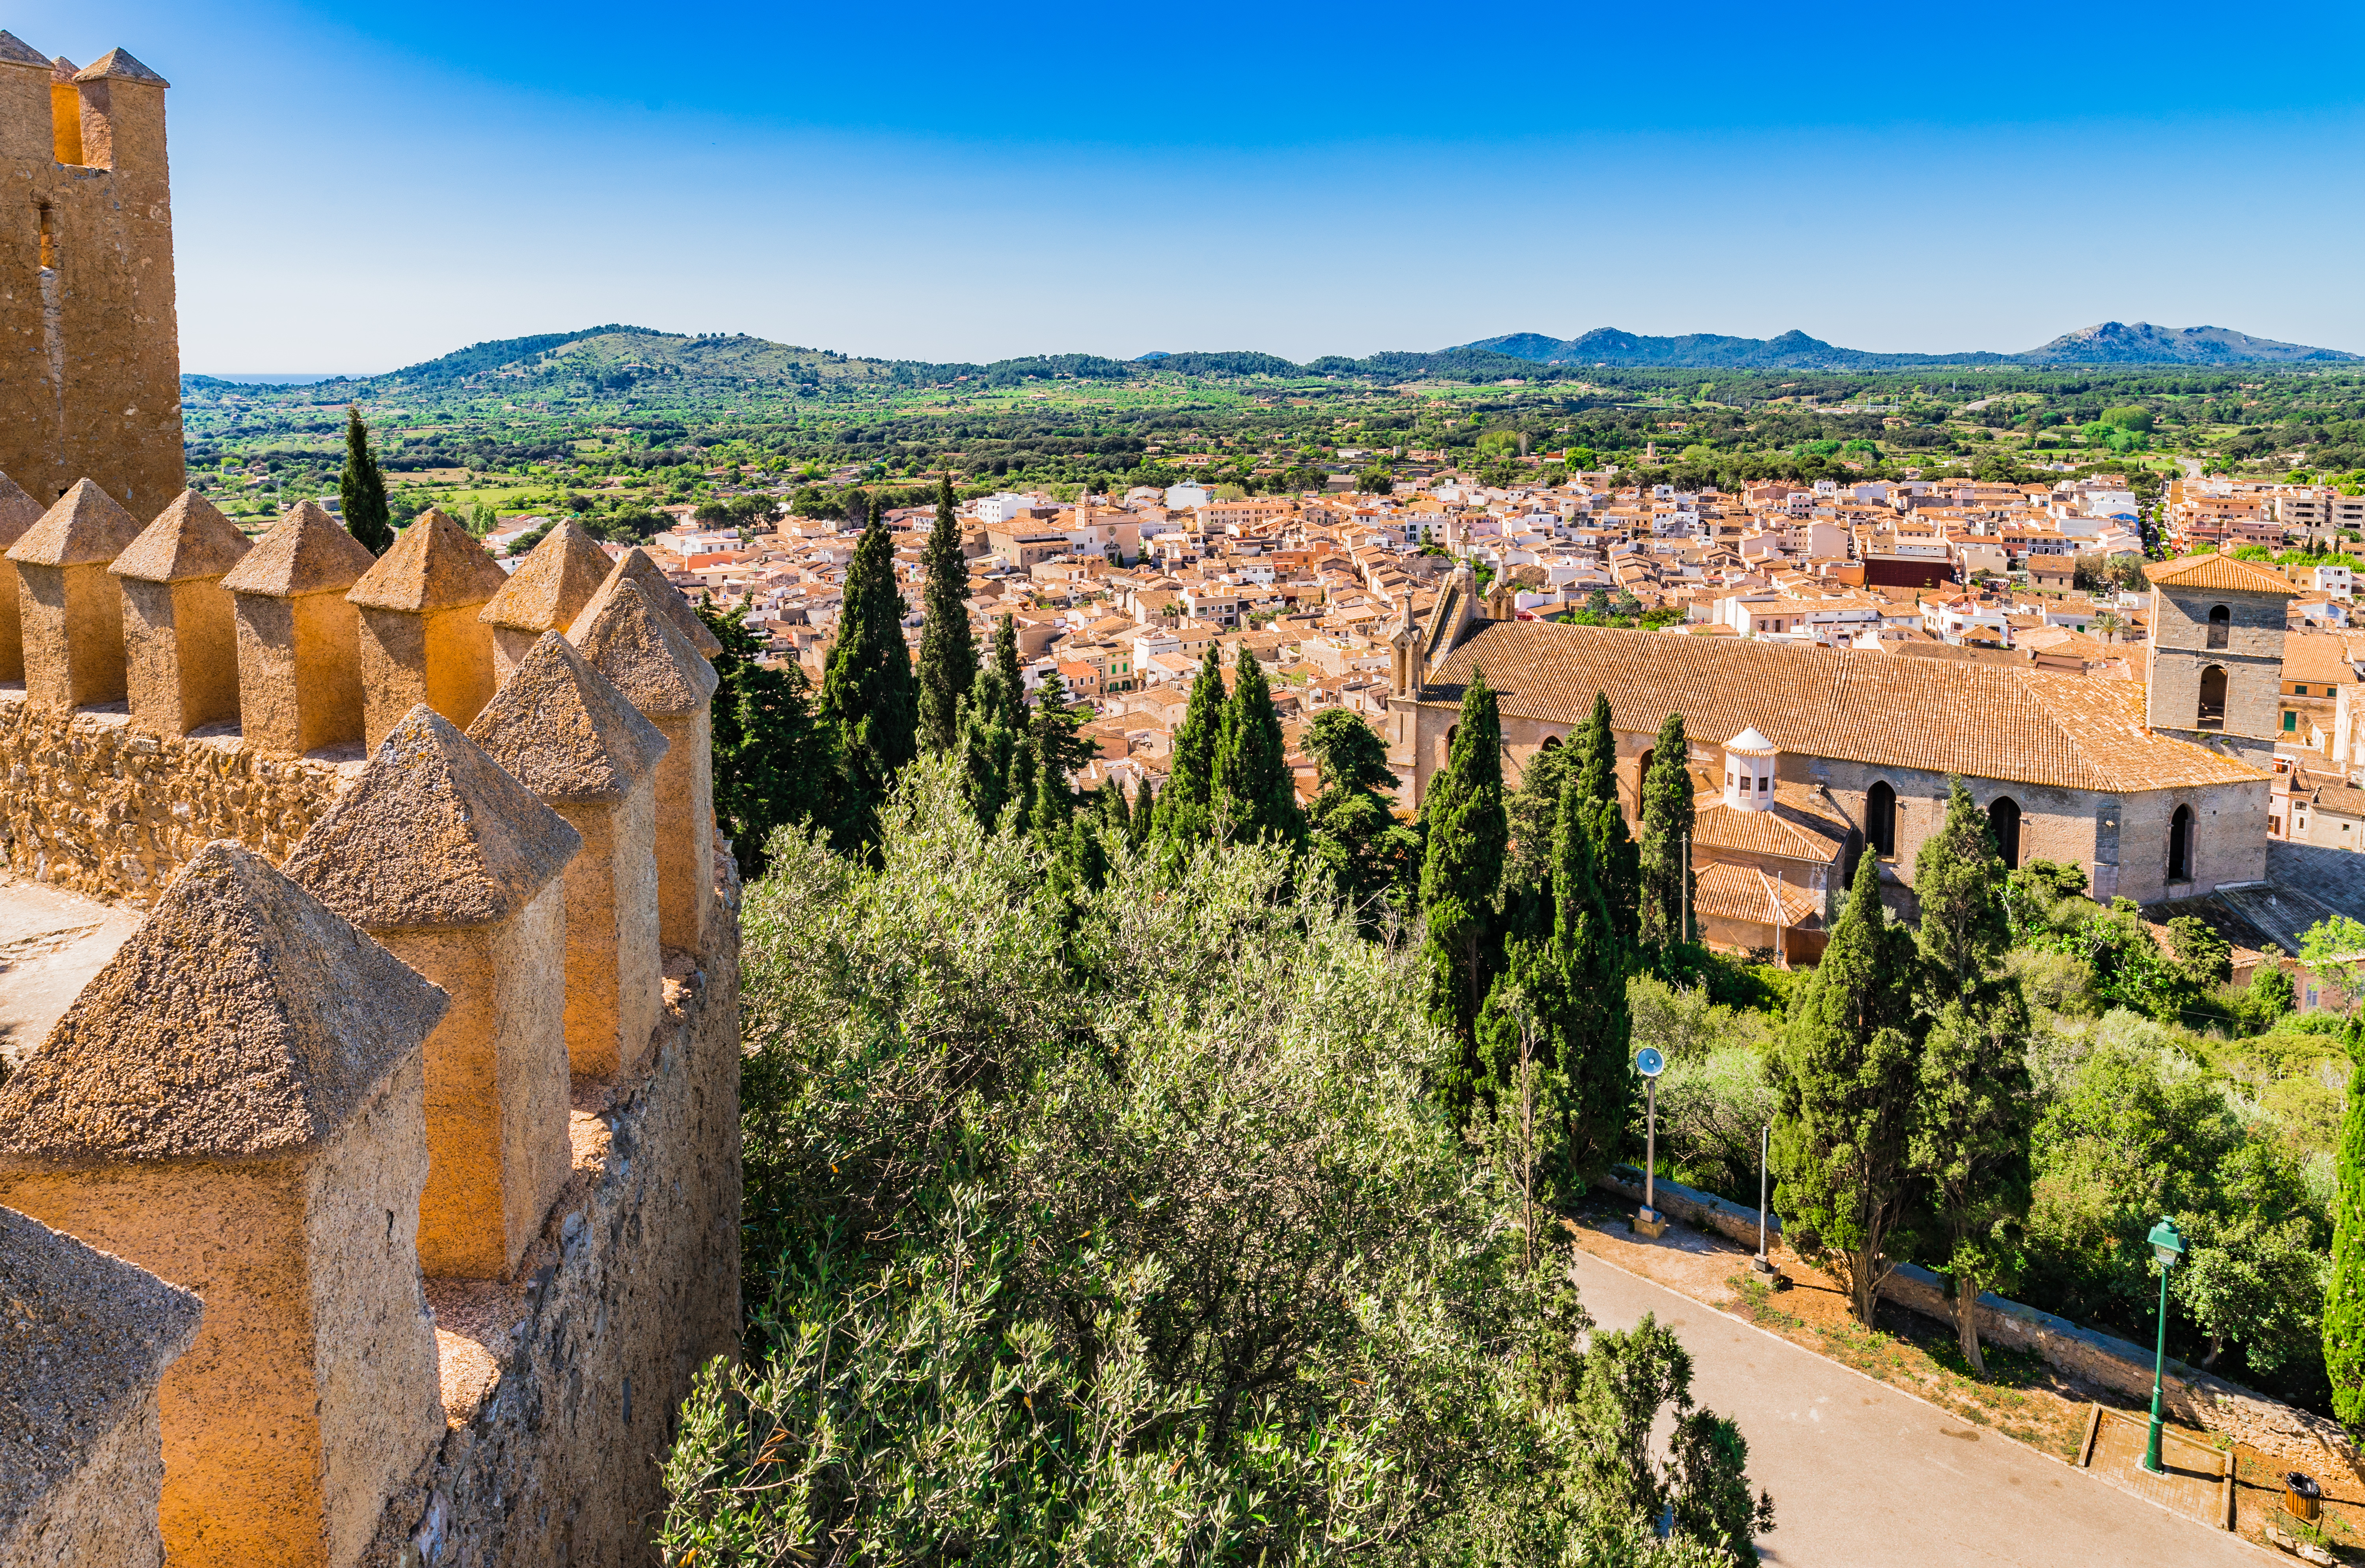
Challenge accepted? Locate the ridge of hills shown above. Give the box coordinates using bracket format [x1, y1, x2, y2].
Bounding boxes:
[180, 318, 2358, 401]
[1463, 321, 2359, 369]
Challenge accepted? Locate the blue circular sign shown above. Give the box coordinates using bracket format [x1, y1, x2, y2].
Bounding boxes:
[1635, 1047, 1666, 1078]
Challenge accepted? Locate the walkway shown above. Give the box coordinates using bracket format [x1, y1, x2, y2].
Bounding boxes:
[1568, 1248, 2261, 1566]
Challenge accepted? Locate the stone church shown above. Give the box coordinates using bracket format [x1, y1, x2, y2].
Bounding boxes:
[1385, 564, 2275, 961]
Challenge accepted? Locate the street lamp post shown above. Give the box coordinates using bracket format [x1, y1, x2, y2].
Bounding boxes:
[2143, 1215, 2186, 1475]
[1753, 1121, 1777, 1274]
[1635, 1047, 1666, 1237]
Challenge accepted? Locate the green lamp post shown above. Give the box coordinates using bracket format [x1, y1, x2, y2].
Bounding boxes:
[2143, 1215, 2186, 1475]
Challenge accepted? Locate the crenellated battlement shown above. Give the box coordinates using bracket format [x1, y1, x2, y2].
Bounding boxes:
[0, 32, 182, 517]
[0, 477, 743, 1568]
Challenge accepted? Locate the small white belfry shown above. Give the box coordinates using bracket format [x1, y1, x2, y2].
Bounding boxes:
[1723, 726, 1778, 811]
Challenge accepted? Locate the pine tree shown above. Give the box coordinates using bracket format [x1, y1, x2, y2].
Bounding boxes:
[1770, 853, 1922, 1325]
[700, 605, 842, 874]
[1909, 779, 2034, 1374]
[2329, 1015, 2365, 1429]
[1214, 645, 1303, 847]
[914, 475, 976, 755]
[1304, 708, 1421, 931]
[1637, 712, 1695, 956]
[1421, 668, 1509, 1116]
[339, 406, 394, 555]
[1153, 649, 1227, 856]
[819, 513, 918, 850]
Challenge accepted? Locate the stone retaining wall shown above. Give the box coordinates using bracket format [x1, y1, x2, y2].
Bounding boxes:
[1596, 1166, 2355, 1468]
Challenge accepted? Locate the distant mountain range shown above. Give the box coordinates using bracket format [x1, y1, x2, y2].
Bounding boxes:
[187, 319, 2358, 395]
[1460, 321, 2358, 369]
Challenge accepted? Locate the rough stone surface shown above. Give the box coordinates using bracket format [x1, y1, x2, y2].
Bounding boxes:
[108, 489, 248, 583]
[0, 839, 448, 1160]
[6, 478, 143, 569]
[465, 631, 667, 803]
[348, 509, 506, 614]
[0, 1204, 201, 1565]
[0, 691, 346, 902]
[479, 521, 610, 637]
[363, 862, 743, 1568]
[282, 706, 579, 933]
[0, 471, 44, 548]
[221, 500, 376, 599]
[578, 549, 723, 658]
[570, 578, 718, 717]
[0, 47, 183, 518]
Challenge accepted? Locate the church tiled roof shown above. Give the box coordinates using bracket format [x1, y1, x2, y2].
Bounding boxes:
[1422, 621, 2266, 794]
[1694, 861, 1825, 930]
[2145, 552, 2298, 595]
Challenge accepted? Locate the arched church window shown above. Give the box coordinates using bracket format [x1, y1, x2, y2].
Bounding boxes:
[1987, 796, 2021, 871]
[2206, 605, 2229, 650]
[2197, 665, 2227, 730]
[1866, 781, 1896, 857]
[2169, 804, 2194, 883]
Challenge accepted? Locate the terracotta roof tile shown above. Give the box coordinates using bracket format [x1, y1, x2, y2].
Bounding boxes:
[1423, 621, 2265, 794]
[2146, 552, 2299, 596]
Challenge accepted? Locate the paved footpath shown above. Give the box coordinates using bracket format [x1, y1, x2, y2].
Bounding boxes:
[1569, 1248, 2261, 1567]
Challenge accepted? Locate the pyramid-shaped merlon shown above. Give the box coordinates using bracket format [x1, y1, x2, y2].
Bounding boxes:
[570, 579, 717, 717]
[466, 631, 668, 801]
[0, 841, 448, 1161]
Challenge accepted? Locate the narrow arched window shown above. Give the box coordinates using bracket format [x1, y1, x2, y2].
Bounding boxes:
[1987, 796, 2021, 871]
[2197, 665, 2228, 730]
[2169, 804, 2194, 883]
[2206, 605, 2229, 650]
[1866, 781, 1896, 857]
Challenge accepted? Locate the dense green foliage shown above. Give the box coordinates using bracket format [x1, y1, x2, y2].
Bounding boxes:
[817, 512, 918, 849]
[337, 406, 393, 554]
[665, 762, 1772, 1564]
[1421, 672, 1509, 1114]
[1302, 708, 1420, 931]
[1212, 647, 1304, 848]
[700, 605, 838, 876]
[2328, 1022, 2365, 1428]
[1637, 715, 1695, 955]
[914, 474, 976, 755]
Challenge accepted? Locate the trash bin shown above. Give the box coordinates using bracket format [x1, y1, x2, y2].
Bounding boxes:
[2285, 1471, 2323, 1522]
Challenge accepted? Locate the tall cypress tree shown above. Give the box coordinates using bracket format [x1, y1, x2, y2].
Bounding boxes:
[1030, 668, 1096, 803]
[1770, 853, 1922, 1326]
[1304, 707, 1421, 931]
[819, 513, 918, 849]
[1213, 645, 1303, 847]
[1570, 691, 1642, 948]
[915, 475, 976, 754]
[1422, 668, 1509, 1116]
[1909, 779, 2034, 1374]
[2328, 1016, 2365, 1430]
[1153, 649, 1227, 856]
[1637, 712, 1695, 956]
[339, 406, 394, 555]
[1501, 736, 1575, 947]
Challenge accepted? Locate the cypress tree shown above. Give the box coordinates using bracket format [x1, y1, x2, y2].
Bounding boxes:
[1637, 712, 1695, 956]
[1770, 853, 1922, 1326]
[2330, 1015, 2365, 1429]
[819, 513, 918, 849]
[1128, 776, 1155, 850]
[1572, 692, 1642, 947]
[914, 474, 976, 755]
[1213, 645, 1302, 846]
[1153, 649, 1227, 856]
[339, 406, 394, 556]
[1096, 774, 1130, 834]
[956, 619, 1026, 826]
[1422, 668, 1509, 1116]
[1909, 780, 2034, 1375]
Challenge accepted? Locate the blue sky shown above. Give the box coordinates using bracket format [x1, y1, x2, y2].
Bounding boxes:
[20, 0, 2365, 373]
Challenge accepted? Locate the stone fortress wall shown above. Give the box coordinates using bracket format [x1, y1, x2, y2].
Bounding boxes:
[0, 45, 744, 1556]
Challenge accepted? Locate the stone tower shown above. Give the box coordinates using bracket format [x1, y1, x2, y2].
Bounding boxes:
[0, 33, 183, 514]
[2142, 551, 2296, 761]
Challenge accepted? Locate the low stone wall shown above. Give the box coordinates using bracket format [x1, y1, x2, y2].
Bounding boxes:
[0, 691, 348, 903]
[368, 854, 743, 1568]
[1595, 1166, 2354, 1467]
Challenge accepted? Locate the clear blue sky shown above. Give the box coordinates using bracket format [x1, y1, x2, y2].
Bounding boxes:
[20, 0, 2365, 374]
